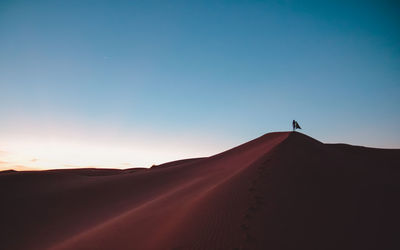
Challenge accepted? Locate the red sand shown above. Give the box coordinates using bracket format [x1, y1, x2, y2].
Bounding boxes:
[1, 132, 399, 250]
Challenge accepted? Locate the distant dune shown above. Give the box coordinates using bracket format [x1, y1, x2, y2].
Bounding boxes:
[1, 132, 399, 250]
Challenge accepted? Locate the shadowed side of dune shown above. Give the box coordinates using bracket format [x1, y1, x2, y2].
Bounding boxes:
[242, 132, 400, 250]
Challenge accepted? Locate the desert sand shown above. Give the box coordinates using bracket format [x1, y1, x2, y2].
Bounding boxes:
[1, 132, 399, 250]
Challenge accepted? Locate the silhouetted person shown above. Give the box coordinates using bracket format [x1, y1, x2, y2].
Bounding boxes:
[292, 120, 301, 131]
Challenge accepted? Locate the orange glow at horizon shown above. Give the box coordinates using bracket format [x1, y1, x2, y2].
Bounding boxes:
[0, 127, 231, 171]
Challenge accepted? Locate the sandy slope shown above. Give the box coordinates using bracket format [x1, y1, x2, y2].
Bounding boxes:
[0, 132, 399, 250]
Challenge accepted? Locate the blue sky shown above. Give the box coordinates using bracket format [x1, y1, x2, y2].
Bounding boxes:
[0, 0, 399, 169]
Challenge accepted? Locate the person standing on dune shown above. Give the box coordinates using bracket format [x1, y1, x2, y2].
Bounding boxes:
[292, 120, 301, 131]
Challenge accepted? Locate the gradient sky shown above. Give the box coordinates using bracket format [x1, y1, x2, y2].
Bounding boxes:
[1, 0, 399, 170]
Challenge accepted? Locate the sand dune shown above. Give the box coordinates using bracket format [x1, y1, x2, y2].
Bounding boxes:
[1, 132, 399, 250]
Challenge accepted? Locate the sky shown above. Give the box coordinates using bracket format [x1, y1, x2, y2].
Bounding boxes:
[0, 0, 399, 170]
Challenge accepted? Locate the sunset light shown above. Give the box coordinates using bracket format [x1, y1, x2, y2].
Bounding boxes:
[0, 126, 229, 171]
[1, 1, 399, 249]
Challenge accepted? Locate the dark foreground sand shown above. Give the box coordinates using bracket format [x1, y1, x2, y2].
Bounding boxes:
[1, 132, 399, 250]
